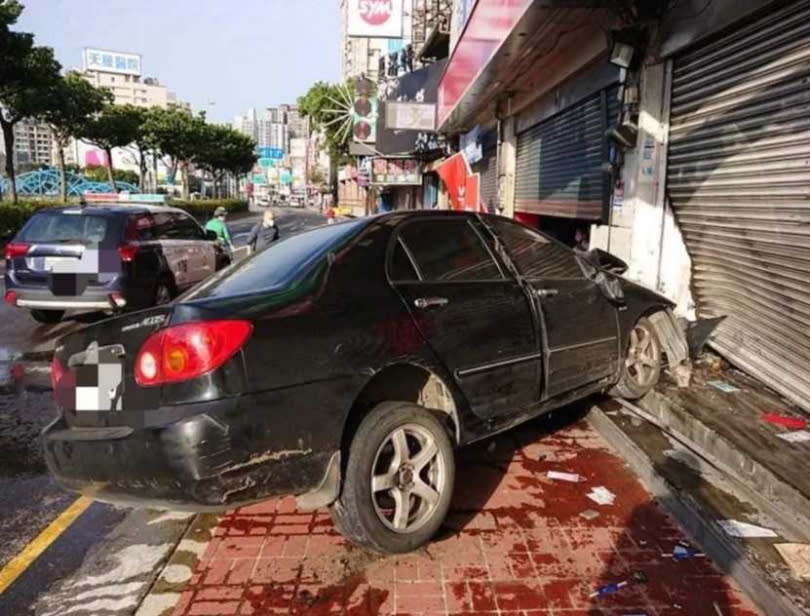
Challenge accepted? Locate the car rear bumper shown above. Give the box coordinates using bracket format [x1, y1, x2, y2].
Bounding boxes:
[6, 281, 124, 311]
[42, 397, 340, 511]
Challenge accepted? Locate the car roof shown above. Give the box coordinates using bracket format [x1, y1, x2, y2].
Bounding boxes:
[36, 204, 185, 216]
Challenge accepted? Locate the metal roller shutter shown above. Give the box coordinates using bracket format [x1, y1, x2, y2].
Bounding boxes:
[473, 147, 498, 213]
[515, 86, 619, 220]
[668, 0, 810, 410]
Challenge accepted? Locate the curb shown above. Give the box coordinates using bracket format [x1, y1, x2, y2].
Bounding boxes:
[588, 404, 807, 616]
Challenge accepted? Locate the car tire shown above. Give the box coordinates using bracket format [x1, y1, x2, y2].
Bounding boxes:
[330, 401, 455, 553]
[30, 309, 65, 324]
[610, 316, 662, 400]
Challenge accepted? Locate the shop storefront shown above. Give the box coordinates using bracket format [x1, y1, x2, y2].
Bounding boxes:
[665, 0, 810, 409]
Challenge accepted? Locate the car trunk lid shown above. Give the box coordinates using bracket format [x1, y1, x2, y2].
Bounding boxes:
[53, 306, 172, 427]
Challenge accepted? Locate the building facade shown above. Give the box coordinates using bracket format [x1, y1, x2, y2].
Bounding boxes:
[434, 0, 810, 413]
[80, 48, 178, 108]
[11, 119, 56, 166]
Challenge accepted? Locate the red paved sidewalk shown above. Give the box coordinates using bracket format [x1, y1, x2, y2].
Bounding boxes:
[171, 412, 760, 616]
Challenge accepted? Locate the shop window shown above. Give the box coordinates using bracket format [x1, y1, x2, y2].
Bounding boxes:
[488, 217, 583, 280]
[399, 219, 501, 282]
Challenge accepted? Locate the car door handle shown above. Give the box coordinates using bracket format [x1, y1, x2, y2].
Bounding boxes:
[534, 288, 559, 298]
[414, 296, 449, 309]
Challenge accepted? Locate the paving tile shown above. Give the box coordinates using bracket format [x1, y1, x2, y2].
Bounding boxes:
[168, 419, 762, 616]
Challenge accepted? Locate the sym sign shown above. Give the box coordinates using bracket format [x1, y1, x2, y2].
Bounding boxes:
[347, 0, 403, 38]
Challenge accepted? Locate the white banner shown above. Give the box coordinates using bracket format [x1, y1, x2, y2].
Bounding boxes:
[347, 0, 403, 38]
[385, 102, 436, 131]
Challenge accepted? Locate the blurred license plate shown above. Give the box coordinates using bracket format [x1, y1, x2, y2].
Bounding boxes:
[27, 256, 75, 272]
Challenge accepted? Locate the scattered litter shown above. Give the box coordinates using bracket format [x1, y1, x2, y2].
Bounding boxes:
[547, 470, 580, 483]
[589, 570, 647, 598]
[606, 410, 620, 416]
[580, 509, 600, 521]
[776, 430, 810, 443]
[761, 413, 808, 430]
[587, 486, 616, 506]
[774, 543, 810, 580]
[706, 380, 739, 393]
[713, 601, 723, 615]
[662, 544, 705, 560]
[718, 520, 778, 538]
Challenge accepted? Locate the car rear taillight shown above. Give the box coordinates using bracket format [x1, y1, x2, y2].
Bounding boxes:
[3, 290, 17, 306]
[134, 320, 253, 387]
[117, 243, 139, 262]
[4, 242, 30, 259]
[51, 356, 65, 392]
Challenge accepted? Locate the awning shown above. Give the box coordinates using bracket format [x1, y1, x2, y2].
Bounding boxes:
[437, 1, 609, 134]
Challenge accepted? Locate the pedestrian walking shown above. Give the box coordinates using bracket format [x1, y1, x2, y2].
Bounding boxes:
[247, 210, 280, 253]
[205, 206, 233, 251]
[326, 206, 336, 225]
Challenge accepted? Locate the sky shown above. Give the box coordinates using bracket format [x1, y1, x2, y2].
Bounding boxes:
[16, 0, 341, 123]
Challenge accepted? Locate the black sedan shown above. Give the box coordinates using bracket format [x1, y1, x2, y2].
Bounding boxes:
[45, 212, 686, 553]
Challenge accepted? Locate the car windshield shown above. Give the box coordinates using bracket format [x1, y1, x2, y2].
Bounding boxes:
[184, 219, 368, 299]
[18, 212, 110, 244]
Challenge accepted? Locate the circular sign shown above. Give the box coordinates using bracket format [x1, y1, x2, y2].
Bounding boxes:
[359, 0, 393, 26]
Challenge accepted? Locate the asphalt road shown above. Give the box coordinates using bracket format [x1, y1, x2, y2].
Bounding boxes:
[0, 206, 326, 615]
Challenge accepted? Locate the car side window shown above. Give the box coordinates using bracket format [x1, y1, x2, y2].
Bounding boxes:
[389, 239, 419, 281]
[399, 219, 502, 282]
[171, 212, 204, 240]
[152, 213, 177, 240]
[489, 218, 583, 279]
[128, 213, 155, 241]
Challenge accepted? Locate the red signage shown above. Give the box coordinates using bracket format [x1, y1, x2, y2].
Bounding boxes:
[437, 0, 533, 129]
[435, 152, 484, 212]
[359, 0, 393, 26]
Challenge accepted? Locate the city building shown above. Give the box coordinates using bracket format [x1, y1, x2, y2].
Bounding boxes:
[339, 0, 413, 81]
[9, 119, 57, 166]
[79, 48, 179, 108]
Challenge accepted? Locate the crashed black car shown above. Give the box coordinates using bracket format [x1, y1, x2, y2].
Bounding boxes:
[45, 212, 687, 553]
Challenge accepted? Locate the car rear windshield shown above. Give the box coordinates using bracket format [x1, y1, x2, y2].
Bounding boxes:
[18, 212, 110, 244]
[184, 219, 368, 299]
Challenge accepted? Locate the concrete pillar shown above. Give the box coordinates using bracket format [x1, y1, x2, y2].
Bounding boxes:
[499, 115, 517, 218]
[590, 59, 695, 318]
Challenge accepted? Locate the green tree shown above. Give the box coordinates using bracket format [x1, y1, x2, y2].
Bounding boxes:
[196, 124, 256, 197]
[297, 80, 355, 160]
[40, 72, 112, 201]
[0, 1, 62, 203]
[144, 105, 207, 198]
[80, 103, 142, 192]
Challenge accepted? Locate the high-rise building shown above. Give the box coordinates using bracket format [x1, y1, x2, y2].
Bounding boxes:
[11, 119, 56, 166]
[233, 105, 308, 154]
[80, 48, 180, 108]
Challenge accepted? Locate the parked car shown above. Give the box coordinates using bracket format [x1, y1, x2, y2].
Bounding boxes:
[44, 211, 684, 553]
[4, 204, 230, 324]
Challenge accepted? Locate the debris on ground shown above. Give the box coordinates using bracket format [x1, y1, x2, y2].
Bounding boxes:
[706, 380, 740, 393]
[662, 544, 705, 560]
[589, 570, 648, 598]
[775, 430, 810, 443]
[774, 543, 810, 580]
[761, 412, 808, 430]
[546, 470, 580, 482]
[586, 486, 616, 506]
[718, 519, 779, 538]
[580, 508, 600, 521]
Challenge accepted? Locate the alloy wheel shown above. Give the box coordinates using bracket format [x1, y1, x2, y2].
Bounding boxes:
[626, 322, 660, 388]
[370, 423, 447, 534]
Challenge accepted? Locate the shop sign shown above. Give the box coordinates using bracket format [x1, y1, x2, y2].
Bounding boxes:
[347, 0, 404, 38]
[371, 158, 421, 185]
[460, 126, 482, 165]
[384, 102, 436, 131]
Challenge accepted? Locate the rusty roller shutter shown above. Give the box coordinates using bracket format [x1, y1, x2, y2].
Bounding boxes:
[473, 147, 498, 213]
[515, 86, 619, 220]
[668, 0, 810, 410]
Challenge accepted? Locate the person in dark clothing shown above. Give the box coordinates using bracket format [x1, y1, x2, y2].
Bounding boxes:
[247, 210, 280, 253]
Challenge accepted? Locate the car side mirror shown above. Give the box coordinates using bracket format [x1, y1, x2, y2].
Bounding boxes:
[205, 230, 218, 241]
[586, 248, 628, 275]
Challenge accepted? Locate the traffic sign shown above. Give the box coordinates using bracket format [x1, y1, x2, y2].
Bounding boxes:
[253, 173, 267, 185]
[255, 147, 284, 159]
[258, 157, 277, 169]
